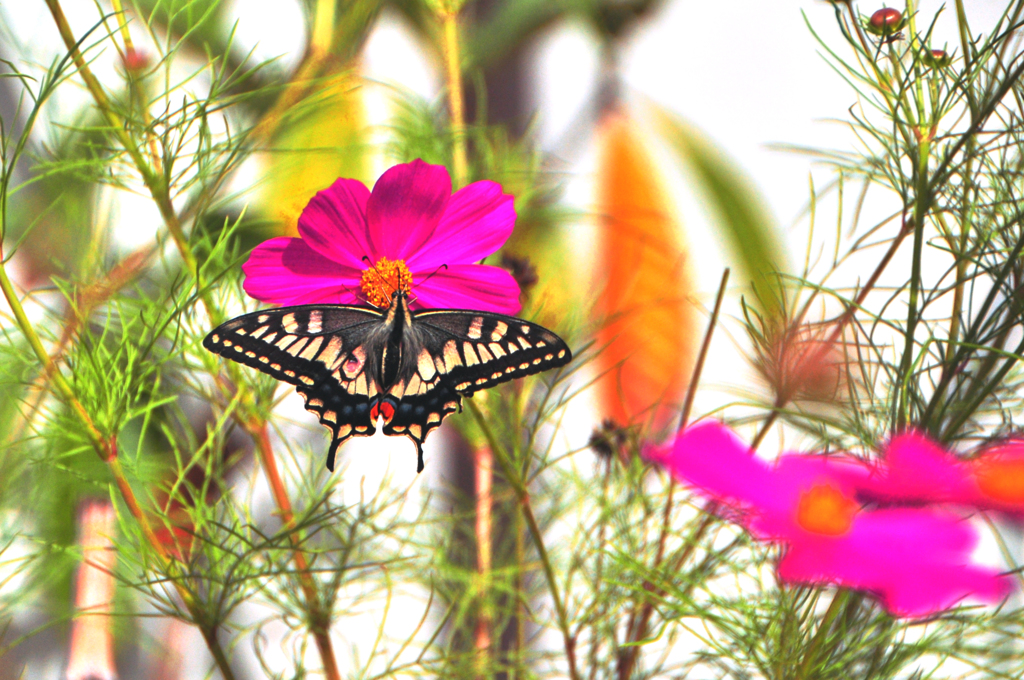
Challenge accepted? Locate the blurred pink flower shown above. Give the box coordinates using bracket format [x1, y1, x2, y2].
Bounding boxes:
[243, 159, 521, 314]
[66, 501, 118, 680]
[646, 422, 1012, 618]
[855, 432, 1024, 514]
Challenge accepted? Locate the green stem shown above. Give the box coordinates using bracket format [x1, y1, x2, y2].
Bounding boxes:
[466, 400, 580, 680]
[616, 268, 730, 680]
[440, 5, 469, 187]
[0, 239, 238, 680]
[44, 0, 197, 279]
[43, 3, 342, 678]
[795, 590, 849, 680]
[896, 136, 932, 429]
[905, 0, 928, 125]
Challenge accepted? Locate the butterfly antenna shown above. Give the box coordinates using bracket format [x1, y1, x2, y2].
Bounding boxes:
[361, 255, 399, 307]
[409, 264, 448, 306]
[337, 279, 363, 304]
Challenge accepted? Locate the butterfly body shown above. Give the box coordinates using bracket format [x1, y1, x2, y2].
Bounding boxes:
[203, 292, 571, 472]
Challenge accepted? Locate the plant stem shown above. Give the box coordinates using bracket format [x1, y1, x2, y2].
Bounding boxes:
[467, 400, 580, 680]
[440, 8, 489, 674]
[896, 144, 932, 429]
[440, 5, 469, 187]
[905, 0, 928, 124]
[311, 0, 337, 55]
[474, 446, 493, 679]
[750, 410, 779, 450]
[617, 268, 729, 680]
[587, 455, 613, 680]
[253, 425, 341, 680]
[825, 220, 912, 347]
[109, 0, 163, 171]
[0, 259, 238, 680]
[678, 268, 730, 431]
[795, 590, 848, 680]
[43, 4, 342, 677]
[44, 0, 197, 279]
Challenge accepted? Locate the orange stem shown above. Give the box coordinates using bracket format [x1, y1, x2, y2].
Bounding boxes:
[252, 424, 341, 680]
[474, 446, 493, 675]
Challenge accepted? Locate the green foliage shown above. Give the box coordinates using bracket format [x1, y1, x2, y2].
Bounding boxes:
[655, 107, 788, 317]
[3, 1, 1024, 679]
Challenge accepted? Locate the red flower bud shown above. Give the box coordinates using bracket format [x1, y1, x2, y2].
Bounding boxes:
[922, 49, 952, 68]
[865, 8, 905, 37]
[122, 47, 150, 73]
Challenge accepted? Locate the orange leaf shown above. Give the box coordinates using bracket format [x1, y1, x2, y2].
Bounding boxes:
[595, 112, 697, 433]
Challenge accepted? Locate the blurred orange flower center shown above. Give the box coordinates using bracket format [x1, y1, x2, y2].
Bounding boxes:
[973, 456, 1024, 502]
[796, 483, 859, 536]
[360, 257, 412, 308]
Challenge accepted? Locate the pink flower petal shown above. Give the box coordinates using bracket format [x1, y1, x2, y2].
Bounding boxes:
[878, 432, 978, 502]
[296, 178, 375, 269]
[242, 237, 362, 306]
[366, 160, 451, 260]
[410, 264, 521, 314]
[646, 421, 779, 511]
[649, 423, 1014, 619]
[406, 180, 516, 270]
[856, 433, 1024, 513]
[778, 508, 1010, 618]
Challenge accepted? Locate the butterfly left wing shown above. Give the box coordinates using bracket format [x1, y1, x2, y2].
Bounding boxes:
[203, 304, 386, 471]
[376, 309, 573, 469]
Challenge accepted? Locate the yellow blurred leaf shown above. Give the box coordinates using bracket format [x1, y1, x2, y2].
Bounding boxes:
[595, 112, 697, 433]
[261, 68, 367, 236]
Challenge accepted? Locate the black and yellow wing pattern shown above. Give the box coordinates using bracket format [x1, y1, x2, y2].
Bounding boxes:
[203, 292, 571, 472]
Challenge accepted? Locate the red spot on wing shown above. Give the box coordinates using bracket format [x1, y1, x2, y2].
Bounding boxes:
[370, 398, 397, 424]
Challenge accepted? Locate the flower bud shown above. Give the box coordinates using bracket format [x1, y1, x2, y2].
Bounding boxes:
[865, 8, 905, 37]
[500, 253, 539, 300]
[122, 46, 150, 73]
[753, 324, 847, 405]
[922, 49, 952, 68]
[588, 418, 632, 461]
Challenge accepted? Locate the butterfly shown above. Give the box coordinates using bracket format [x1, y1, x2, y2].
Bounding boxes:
[203, 291, 572, 472]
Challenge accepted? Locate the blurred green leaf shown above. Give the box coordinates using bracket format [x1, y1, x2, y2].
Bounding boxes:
[653, 105, 787, 315]
[467, 0, 573, 69]
[330, 0, 386, 60]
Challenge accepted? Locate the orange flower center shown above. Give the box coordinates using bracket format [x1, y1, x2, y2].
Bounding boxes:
[795, 483, 859, 536]
[360, 257, 413, 308]
[973, 456, 1024, 503]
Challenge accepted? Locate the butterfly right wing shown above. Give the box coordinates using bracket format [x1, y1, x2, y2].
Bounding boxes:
[203, 304, 386, 470]
[375, 308, 572, 471]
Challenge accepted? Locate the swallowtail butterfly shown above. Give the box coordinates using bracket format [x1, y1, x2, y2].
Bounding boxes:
[203, 291, 572, 472]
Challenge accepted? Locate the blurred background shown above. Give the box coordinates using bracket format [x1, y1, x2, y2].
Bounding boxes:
[1, 0, 1019, 678]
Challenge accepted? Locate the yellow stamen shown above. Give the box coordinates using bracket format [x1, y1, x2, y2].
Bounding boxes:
[974, 455, 1024, 503]
[360, 257, 413, 308]
[795, 483, 859, 536]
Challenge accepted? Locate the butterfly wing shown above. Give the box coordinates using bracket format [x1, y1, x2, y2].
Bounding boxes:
[413, 310, 573, 394]
[203, 304, 386, 470]
[380, 309, 573, 462]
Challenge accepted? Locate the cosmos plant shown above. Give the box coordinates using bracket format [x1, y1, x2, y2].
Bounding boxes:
[2, 1, 1024, 679]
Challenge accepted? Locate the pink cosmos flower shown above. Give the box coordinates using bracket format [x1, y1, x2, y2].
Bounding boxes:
[854, 432, 1024, 514]
[646, 422, 1012, 618]
[242, 159, 522, 314]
